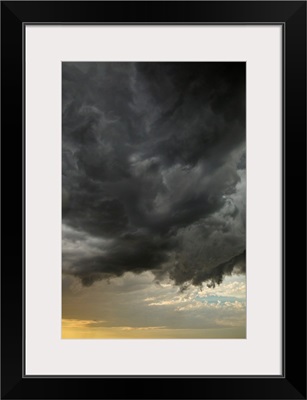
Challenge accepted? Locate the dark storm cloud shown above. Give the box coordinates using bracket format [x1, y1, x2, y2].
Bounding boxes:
[62, 62, 246, 287]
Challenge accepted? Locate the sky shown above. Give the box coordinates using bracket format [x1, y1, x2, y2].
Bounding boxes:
[62, 62, 246, 339]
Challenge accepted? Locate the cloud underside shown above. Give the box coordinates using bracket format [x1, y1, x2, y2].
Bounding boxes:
[62, 62, 246, 287]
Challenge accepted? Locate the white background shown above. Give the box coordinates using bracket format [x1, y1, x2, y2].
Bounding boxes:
[26, 26, 282, 376]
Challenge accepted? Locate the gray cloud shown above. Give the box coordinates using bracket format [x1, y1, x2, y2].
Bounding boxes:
[62, 62, 245, 287]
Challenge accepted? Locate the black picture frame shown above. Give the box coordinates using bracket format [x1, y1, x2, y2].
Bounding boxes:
[1, 1, 306, 399]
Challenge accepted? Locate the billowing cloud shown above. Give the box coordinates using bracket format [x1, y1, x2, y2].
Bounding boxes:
[62, 62, 245, 287]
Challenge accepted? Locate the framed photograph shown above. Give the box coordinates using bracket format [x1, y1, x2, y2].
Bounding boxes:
[1, 1, 306, 399]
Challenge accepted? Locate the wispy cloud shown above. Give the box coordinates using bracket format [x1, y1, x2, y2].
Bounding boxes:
[62, 318, 106, 328]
